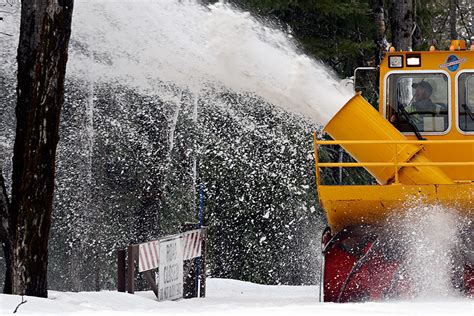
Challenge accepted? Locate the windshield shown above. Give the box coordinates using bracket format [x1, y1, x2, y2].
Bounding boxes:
[386, 73, 449, 133]
[457, 73, 474, 132]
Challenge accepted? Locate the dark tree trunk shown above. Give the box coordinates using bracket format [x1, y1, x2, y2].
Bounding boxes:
[10, 0, 74, 297]
[0, 171, 12, 294]
[471, 0, 474, 38]
[1, 239, 12, 294]
[450, 0, 457, 39]
[372, 0, 387, 65]
[390, 0, 414, 51]
[412, 1, 422, 50]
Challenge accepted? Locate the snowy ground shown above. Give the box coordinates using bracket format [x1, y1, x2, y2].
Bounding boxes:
[0, 279, 472, 315]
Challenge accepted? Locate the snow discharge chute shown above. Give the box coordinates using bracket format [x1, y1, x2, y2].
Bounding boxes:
[324, 94, 454, 185]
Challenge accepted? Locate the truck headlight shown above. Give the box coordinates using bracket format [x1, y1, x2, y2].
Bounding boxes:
[406, 55, 421, 67]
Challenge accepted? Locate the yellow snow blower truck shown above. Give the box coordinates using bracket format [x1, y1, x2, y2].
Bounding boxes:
[315, 40, 473, 302]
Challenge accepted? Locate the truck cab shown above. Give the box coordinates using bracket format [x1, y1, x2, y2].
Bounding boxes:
[380, 42, 474, 181]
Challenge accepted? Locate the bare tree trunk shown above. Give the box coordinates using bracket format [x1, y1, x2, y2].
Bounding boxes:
[471, 0, 474, 39]
[10, 0, 74, 298]
[372, 0, 387, 65]
[390, 0, 414, 51]
[0, 170, 12, 294]
[411, 0, 423, 49]
[450, 0, 458, 39]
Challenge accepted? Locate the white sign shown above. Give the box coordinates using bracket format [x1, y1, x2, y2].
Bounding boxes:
[158, 235, 183, 301]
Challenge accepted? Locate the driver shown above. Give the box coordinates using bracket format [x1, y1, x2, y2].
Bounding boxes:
[390, 81, 437, 130]
[407, 81, 436, 116]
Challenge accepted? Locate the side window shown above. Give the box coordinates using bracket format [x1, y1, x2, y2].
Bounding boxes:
[458, 73, 474, 132]
[354, 67, 379, 110]
[386, 73, 449, 133]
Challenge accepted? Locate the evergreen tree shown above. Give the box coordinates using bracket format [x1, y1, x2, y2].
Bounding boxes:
[230, 0, 376, 76]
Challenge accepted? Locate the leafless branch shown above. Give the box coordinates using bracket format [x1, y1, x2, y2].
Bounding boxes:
[0, 0, 15, 8]
[0, 0, 19, 14]
[13, 296, 27, 313]
[456, 2, 472, 39]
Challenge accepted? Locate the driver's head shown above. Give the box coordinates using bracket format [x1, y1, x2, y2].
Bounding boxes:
[412, 81, 433, 101]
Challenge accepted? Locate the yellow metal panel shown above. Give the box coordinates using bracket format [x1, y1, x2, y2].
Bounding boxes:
[319, 184, 473, 233]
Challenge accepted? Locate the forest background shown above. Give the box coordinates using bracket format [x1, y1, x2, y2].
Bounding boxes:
[0, 0, 472, 292]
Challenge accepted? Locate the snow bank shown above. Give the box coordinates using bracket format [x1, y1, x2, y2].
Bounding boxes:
[0, 278, 471, 315]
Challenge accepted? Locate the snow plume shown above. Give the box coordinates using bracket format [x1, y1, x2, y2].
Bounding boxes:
[384, 201, 468, 299]
[65, 0, 352, 125]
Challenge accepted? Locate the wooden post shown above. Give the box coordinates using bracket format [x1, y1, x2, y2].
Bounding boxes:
[127, 245, 136, 294]
[182, 223, 198, 299]
[95, 268, 100, 292]
[117, 249, 126, 292]
[183, 259, 197, 298]
[143, 270, 158, 297]
[199, 227, 207, 297]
